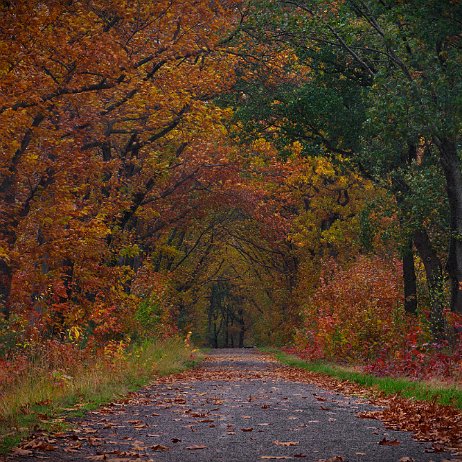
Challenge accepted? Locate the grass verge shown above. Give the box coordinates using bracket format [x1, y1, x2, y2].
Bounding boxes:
[0, 338, 202, 454]
[269, 349, 462, 409]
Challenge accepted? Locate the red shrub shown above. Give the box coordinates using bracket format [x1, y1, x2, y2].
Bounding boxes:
[294, 255, 408, 362]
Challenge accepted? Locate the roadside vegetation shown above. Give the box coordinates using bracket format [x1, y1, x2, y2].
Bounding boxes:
[0, 337, 199, 454]
[272, 349, 462, 409]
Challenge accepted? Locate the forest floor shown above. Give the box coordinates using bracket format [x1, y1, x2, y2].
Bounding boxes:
[5, 349, 462, 462]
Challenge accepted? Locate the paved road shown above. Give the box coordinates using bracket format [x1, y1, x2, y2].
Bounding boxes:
[9, 349, 454, 461]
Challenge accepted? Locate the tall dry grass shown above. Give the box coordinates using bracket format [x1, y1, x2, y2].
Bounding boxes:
[0, 337, 199, 453]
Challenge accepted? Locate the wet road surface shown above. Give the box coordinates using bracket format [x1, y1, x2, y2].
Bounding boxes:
[9, 349, 455, 461]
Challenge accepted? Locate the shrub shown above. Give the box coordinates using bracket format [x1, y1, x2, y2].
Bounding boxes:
[295, 255, 409, 362]
[292, 255, 462, 381]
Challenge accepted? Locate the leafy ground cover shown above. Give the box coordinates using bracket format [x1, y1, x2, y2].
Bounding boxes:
[0, 338, 200, 455]
[7, 350, 460, 461]
[273, 349, 462, 408]
[269, 349, 462, 455]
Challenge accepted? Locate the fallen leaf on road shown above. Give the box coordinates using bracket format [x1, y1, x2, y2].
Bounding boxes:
[379, 437, 400, 446]
[357, 411, 380, 420]
[426, 443, 445, 453]
[107, 459, 140, 462]
[260, 457, 294, 460]
[22, 439, 56, 451]
[151, 444, 169, 451]
[64, 443, 82, 453]
[186, 445, 207, 450]
[241, 427, 253, 432]
[12, 448, 33, 457]
[82, 428, 98, 434]
[399, 458, 415, 462]
[317, 457, 343, 462]
[273, 441, 299, 447]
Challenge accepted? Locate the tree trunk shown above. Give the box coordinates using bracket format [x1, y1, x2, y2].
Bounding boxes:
[413, 228, 445, 335]
[0, 260, 11, 317]
[0, 113, 45, 317]
[391, 144, 419, 316]
[224, 307, 229, 348]
[436, 137, 462, 313]
[402, 239, 417, 314]
[238, 308, 245, 348]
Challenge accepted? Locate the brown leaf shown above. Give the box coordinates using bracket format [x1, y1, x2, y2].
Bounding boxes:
[260, 457, 294, 460]
[273, 441, 299, 447]
[151, 444, 169, 451]
[357, 411, 380, 420]
[186, 445, 207, 450]
[378, 437, 400, 446]
[426, 443, 445, 453]
[107, 459, 140, 462]
[82, 428, 98, 434]
[12, 448, 33, 457]
[241, 427, 254, 432]
[23, 439, 56, 451]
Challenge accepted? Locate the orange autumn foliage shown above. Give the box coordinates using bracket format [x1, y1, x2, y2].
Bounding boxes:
[0, 0, 242, 342]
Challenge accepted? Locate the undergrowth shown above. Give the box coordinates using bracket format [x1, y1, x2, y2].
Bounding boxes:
[271, 349, 462, 409]
[0, 337, 201, 454]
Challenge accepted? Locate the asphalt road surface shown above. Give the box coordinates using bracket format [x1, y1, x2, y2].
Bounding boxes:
[9, 349, 455, 462]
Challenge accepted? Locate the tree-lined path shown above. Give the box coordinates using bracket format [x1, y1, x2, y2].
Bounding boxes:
[1, 1, 462, 458]
[9, 350, 453, 462]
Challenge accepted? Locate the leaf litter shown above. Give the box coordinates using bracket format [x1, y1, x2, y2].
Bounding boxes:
[9, 350, 462, 460]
